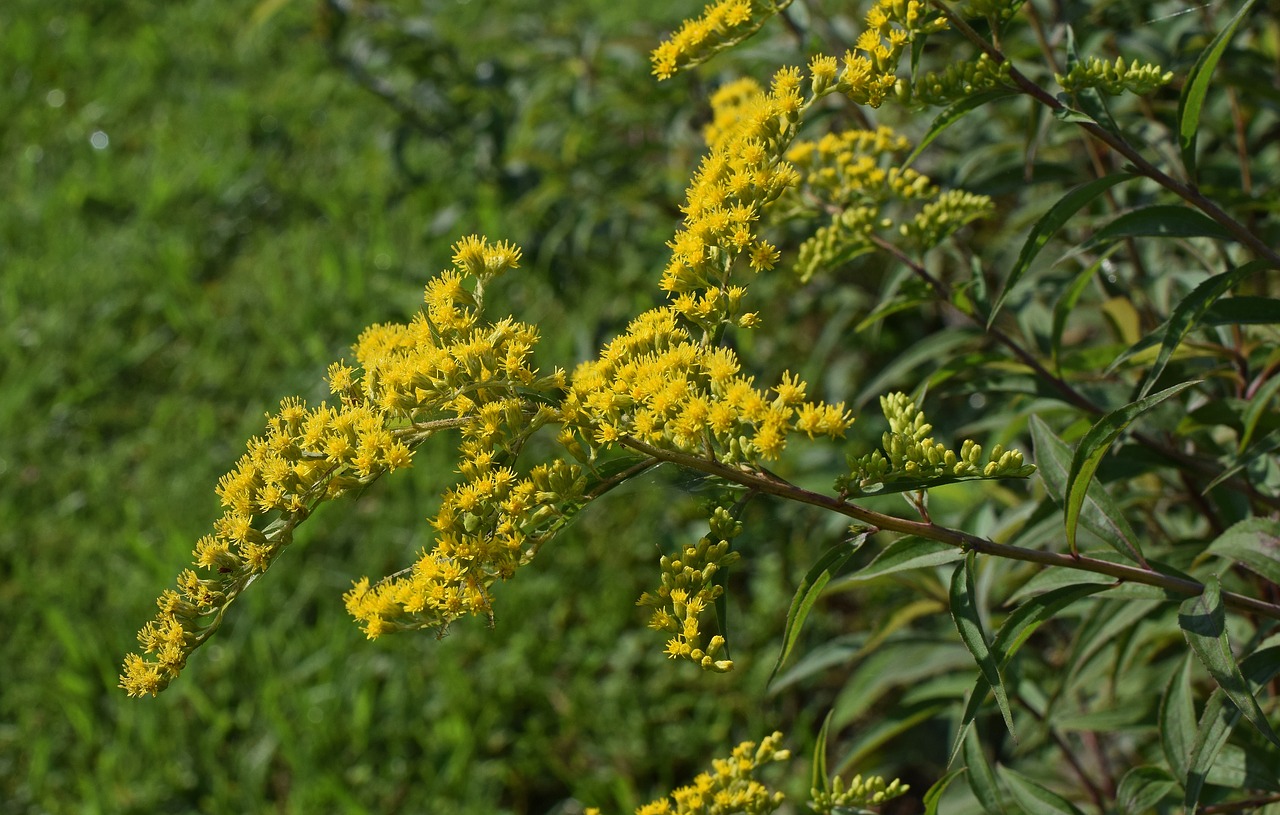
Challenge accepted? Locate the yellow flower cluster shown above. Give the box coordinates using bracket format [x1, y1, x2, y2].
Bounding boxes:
[809, 772, 909, 814]
[561, 308, 852, 463]
[588, 732, 791, 815]
[650, 0, 793, 80]
[781, 125, 993, 281]
[638, 504, 743, 672]
[122, 236, 557, 696]
[905, 51, 1014, 106]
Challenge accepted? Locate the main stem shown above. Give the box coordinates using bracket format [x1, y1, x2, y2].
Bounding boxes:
[617, 435, 1280, 621]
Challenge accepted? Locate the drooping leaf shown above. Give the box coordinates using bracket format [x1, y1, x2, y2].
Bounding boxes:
[990, 174, 1134, 327]
[1064, 382, 1199, 554]
[1136, 261, 1265, 399]
[998, 765, 1086, 815]
[903, 90, 1017, 171]
[1178, 575, 1280, 748]
[1084, 205, 1236, 249]
[829, 536, 963, 589]
[1029, 415, 1145, 563]
[769, 533, 865, 686]
[950, 554, 1016, 738]
[1178, 0, 1263, 177]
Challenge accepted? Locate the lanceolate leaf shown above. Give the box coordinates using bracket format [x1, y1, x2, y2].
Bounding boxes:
[1160, 654, 1196, 782]
[1064, 382, 1199, 554]
[1051, 249, 1119, 370]
[998, 765, 1086, 815]
[1179, 0, 1263, 177]
[902, 90, 1017, 171]
[769, 534, 864, 686]
[1029, 415, 1145, 563]
[964, 729, 1008, 814]
[1115, 766, 1177, 814]
[1183, 641, 1280, 810]
[829, 536, 963, 589]
[950, 554, 1016, 738]
[922, 768, 967, 815]
[1084, 205, 1235, 249]
[1137, 261, 1265, 399]
[1178, 576, 1280, 749]
[1240, 373, 1280, 452]
[811, 710, 833, 794]
[1201, 518, 1280, 588]
[990, 173, 1134, 327]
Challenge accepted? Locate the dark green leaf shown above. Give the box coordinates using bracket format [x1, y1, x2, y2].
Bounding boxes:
[998, 765, 1085, 815]
[1184, 642, 1280, 809]
[990, 173, 1134, 327]
[1203, 296, 1280, 325]
[829, 537, 963, 588]
[1085, 205, 1236, 249]
[769, 534, 864, 685]
[1115, 766, 1177, 814]
[950, 554, 1016, 737]
[903, 90, 1017, 170]
[1240, 374, 1280, 453]
[1178, 0, 1263, 177]
[1137, 261, 1265, 399]
[1202, 518, 1280, 588]
[1178, 575, 1280, 748]
[964, 729, 1007, 814]
[1064, 382, 1198, 554]
[1029, 414, 1145, 563]
[1160, 654, 1196, 781]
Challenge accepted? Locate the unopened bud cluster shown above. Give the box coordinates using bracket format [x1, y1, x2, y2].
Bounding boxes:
[638, 505, 743, 672]
[1057, 56, 1174, 96]
[841, 392, 1034, 495]
[902, 52, 1014, 106]
[809, 772, 909, 814]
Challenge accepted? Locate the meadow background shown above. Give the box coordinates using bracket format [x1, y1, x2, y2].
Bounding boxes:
[1, 1, 887, 811]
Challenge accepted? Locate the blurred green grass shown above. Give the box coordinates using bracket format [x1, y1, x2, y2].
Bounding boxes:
[0, 1, 840, 811]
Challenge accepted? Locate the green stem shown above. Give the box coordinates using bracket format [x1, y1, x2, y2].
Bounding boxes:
[617, 435, 1280, 621]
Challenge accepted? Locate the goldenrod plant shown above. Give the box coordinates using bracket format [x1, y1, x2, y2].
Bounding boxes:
[123, 0, 1280, 811]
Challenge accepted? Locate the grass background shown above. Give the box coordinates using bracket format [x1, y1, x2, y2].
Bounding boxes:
[0, 1, 865, 812]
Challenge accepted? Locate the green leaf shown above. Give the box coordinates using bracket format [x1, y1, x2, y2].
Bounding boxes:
[1178, 0, 1263, 178]
[1203, 296, 1280, 325]
[1203, 428, 1280, 494]
[1137, 261, 1264, 399]
[997, 765, 1085, 815]
[1178, 575, 1280, 748]
[829, 537, 963, 588]
[950, 554, 1016, 738]
[990, 173, 1134, 327]
[1084, 205, 1236, 249]
[1064, 382, 1199, 555]
[1115, 766, 1177, 814]
[1184, 642, 1280, 809]
[1202, 517, 1280, 589]
[1160, 654, 1196, 782]
[811, 709, 833, 794]
[922, 768, 966, 815]
[853, 329, 975, 409]
[1240, 373, 1280, 453]
[769, 535, 864, 686]
[902, 89, 1017, 170]
[964, 729, 1007, 814]
[1029, 415, 1145, 563]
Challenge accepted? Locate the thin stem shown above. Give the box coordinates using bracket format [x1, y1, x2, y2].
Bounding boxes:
[616, 435, 1280, 621]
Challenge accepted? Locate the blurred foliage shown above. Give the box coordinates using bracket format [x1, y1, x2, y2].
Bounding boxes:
[8, 0, 1280, 813]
